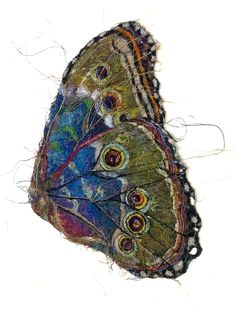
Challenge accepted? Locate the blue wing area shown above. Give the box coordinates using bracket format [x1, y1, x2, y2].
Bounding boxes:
[48, 172, 123, 224]
[46, 96, 90, 175]
[43, 92, 64, 136]
[46, 135, 124, 239]
[44, 93, 124, 242]
[45, 92, 109, 177]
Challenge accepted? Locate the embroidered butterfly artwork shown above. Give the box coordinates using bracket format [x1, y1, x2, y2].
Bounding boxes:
[29, 21, 202, 278]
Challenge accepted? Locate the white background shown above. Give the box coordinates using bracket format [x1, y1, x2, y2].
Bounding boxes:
[0, 0, 235, 313]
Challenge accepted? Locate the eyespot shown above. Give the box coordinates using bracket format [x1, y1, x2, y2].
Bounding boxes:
[105, 148, 123, 167]
[127, 189, 149, 211]
[91, 64, 110, 82]
[117, 235, 136, 255]
[124, 212, 149, 235]
[101, 92, 121, 112]
[100, 143, 129, 170]
[95, 65, 109, 80]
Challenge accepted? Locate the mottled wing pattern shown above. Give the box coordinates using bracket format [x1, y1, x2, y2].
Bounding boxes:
[30, 21, 201, 278]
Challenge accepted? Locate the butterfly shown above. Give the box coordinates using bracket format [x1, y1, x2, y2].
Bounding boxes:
[29, 21, 202, 278]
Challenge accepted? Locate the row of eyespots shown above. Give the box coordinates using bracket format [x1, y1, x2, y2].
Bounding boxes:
[100, 143, 151, 255]
[93, 63, 159, 122]
[125, 188, 150, 236]
[100, 143, 138, 255]
[118, 188, 150, 253]
[116, 208, 150, 255]
[117, 190, 150, 254]
[92, 64, 122, 114]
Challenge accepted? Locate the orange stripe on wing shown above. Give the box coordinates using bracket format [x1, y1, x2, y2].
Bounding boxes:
[117, 28, 161, 123]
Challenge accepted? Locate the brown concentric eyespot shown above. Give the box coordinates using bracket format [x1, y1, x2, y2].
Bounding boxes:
[125, 213, 148, 235]
[101, 92, 121, 112]
[92, 64, 110, 83]
[118, 236, 136, 254]
[95, 65, 109, 80]
[104, 148, 123, 167]
[127, 189, 150, 212]
[101, 144, 129, 170]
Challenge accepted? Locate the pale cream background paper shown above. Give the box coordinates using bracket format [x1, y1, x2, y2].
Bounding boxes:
[0, 1, 234, 313]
